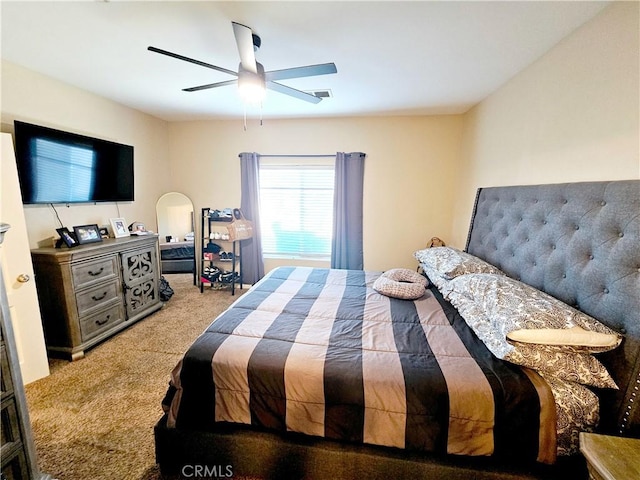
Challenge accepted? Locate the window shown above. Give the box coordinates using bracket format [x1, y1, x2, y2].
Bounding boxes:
[259, 161, 335, 259]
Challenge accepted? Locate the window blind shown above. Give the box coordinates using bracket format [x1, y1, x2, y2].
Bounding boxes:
[259, 164, 335, 258]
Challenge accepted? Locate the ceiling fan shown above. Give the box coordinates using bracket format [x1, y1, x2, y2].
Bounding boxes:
[148, 21, 337, 104]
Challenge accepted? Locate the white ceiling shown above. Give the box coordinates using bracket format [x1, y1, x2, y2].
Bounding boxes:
[1, 1, 610, 122]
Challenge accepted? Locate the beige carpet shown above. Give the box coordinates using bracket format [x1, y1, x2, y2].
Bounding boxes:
[25, 274, 244, 480]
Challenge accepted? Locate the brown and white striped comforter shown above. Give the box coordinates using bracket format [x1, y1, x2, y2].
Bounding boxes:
[163, 267, 556, 463]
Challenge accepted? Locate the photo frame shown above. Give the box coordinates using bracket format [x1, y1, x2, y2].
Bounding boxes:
[99, 227, 110, 239]
[56, 227, 78, 248]
[73, 224, 103, 245]
[110, 217, 129, 238]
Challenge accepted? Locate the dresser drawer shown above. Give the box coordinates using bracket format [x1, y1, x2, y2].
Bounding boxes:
[72, 256, 118, 289]
[79, 303, 125, 341]
[0, 343, 13, 399]
[1, 447, 29, 480]
[75, 279, 121, 316]
[1, 400, 21, 451]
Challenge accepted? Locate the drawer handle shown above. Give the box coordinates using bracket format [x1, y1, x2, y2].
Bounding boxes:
[91, 292, 108, 301]
[88, 267, 104, 276]
[95, 315, 111, 326]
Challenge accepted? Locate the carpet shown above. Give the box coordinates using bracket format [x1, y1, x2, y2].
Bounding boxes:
[25, 274, 244, 480]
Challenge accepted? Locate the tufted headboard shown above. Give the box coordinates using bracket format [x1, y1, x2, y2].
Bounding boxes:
[465, 180, 640, 437]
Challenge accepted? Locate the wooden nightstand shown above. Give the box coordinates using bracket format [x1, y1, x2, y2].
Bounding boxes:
[580, 432, 640, 480]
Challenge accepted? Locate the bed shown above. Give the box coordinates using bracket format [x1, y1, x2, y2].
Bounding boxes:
[155, 180, 639, 479]
[159, 240, 195, 274]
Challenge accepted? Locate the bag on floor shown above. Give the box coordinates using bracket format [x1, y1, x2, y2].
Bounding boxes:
[159, 276, 174, 302]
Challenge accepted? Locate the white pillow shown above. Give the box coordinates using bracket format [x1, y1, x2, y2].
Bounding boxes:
[507, 326, 620, 352]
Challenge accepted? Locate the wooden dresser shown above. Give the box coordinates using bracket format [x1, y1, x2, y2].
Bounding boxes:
[31, 235, 162, 360]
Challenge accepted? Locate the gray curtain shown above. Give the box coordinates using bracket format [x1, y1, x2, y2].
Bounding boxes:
[331, 152, 366, 270]
[239, 152, 265, 284]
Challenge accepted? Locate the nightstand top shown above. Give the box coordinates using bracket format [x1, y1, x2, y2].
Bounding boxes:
[580, 432, 640, 480]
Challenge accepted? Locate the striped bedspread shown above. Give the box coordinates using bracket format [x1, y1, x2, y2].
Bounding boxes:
[163, 267, 556, 463]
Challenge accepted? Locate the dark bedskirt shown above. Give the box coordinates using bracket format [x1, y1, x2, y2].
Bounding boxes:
[154, 414, 587, 480]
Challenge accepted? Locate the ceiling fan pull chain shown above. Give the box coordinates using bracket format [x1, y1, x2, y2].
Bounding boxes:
[243, 104, 247, 131]
[260, 103, 263, 126]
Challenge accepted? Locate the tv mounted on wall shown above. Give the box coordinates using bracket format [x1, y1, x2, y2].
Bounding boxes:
[13, 120, 134, 204]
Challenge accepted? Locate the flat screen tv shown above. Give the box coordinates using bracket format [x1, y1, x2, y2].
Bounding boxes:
[13, 120, 134, 204]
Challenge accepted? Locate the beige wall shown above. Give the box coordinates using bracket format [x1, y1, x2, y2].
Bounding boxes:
[1, 61, 172, 248]
[168, 115, 463, 272]
[452, 1, 640, 246]
[0, 60, 464, 273]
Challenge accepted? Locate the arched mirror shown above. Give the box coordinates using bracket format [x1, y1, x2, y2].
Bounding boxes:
[156, 192, 195, 282]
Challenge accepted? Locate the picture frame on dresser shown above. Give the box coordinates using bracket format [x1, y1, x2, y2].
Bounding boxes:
[110, 217, 129, 238]
[55, 227, 78, 248]
[73, 224, 103, 245]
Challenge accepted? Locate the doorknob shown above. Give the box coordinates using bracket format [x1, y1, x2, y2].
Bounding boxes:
[17, 273, 30, 283]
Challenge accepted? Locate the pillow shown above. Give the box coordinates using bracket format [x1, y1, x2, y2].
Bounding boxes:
[373, 268, 427, 300]
[443, 273, 621, 388]
[507, 326, 620, 354]
[414, 247, 503, 280]
[445, 273, 622, 351]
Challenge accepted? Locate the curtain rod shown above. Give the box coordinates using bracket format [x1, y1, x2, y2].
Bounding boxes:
[239, 154, 336, 158]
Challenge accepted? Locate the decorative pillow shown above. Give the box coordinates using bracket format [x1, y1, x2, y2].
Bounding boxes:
[373, 268, 427, 300]
[445, 273, 622, 355]
[443, 273, 621, 388]
[414, 247, 504, 280]
[507, 326, 620, 354]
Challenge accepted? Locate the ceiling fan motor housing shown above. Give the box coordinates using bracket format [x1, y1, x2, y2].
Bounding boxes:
[238, 62, 265, 82]
[252, 33, 261, 51]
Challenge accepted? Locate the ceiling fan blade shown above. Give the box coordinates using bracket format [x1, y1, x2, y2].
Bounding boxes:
[183, 79, 238, 92]
[148, 46, 237, 77]
[265, 63, 337, 82]
[267, 81, 322, 104]
[232, 22, 258, 74]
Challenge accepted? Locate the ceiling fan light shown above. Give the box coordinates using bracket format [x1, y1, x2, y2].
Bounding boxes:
[238, 81, 265, 104]
[238, 66, 266, 104]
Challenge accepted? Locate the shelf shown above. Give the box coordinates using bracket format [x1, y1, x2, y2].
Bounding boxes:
[201, 207, 243, 295]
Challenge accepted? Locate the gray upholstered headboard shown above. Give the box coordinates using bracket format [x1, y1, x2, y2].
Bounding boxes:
[465, 180, 639, 437]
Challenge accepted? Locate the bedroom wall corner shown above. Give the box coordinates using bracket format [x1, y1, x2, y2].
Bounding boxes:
[453, 1, 640, 248]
